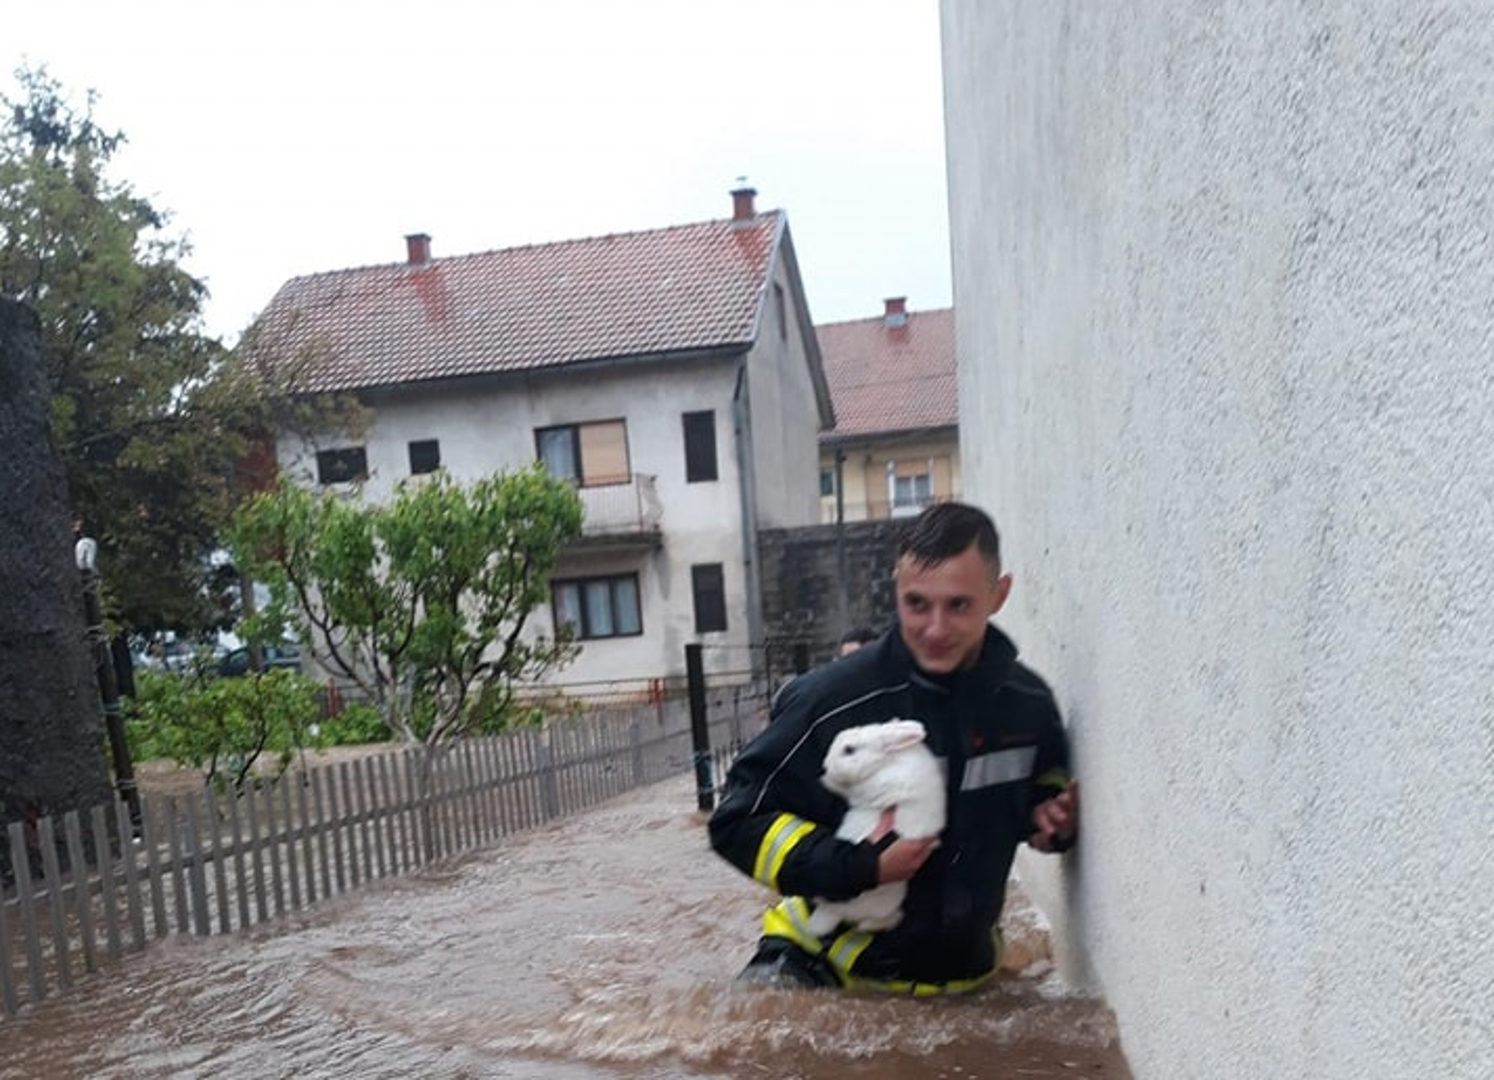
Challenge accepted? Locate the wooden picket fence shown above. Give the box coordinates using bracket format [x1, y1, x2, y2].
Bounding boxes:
[0, 696, 761, 1020]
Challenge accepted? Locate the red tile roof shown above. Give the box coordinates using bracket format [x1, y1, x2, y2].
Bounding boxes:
[246, 213, 784, 393]
[816, 306, 956, 441]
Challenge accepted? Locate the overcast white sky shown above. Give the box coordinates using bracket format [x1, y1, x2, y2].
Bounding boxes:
[3, 0, 951, 343]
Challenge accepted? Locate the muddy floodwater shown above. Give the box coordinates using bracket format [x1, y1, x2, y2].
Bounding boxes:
[0, 772, 1130, 1079]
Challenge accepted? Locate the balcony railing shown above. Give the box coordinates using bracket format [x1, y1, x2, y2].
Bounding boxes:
[819, 491, 961, 525]
[573, 473, 663, 543]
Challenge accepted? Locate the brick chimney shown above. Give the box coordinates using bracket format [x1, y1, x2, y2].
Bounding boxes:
[883, 296, 908, 329]
[731, 182, 757, 222]
[405, 233, 432, 265]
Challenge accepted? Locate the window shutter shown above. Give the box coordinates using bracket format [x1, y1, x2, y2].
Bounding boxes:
[409, 439, 441, 475]
[931, 455, 953, 499]
[683, 411, 718, 483]
[865, 459, 890, 519]
[691, 564, 727, 632]
[580, 420, 630, 486]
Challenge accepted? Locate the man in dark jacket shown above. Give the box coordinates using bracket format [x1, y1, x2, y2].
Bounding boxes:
[708, 502, 1079, 993]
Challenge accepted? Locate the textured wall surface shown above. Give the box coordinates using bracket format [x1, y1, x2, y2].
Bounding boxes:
[941, 3, 1494, 1078]
[0, 298, 113, 865]
[758, 520, 901, 676]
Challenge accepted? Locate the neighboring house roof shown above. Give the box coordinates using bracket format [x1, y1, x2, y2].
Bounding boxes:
[246, 205, 786, 395]
[816, 301, 956, 443]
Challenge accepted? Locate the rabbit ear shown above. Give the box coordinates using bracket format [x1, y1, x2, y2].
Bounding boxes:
[880, 719, 927, 750]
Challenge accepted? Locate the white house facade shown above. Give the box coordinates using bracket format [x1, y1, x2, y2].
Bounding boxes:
[253, 188, 832, 691]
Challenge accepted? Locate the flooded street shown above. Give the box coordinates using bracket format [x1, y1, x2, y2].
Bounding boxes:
[0, 773, 1128, 1079]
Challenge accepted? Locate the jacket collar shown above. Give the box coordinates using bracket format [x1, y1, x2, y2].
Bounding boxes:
[888, 622, 1019, 693]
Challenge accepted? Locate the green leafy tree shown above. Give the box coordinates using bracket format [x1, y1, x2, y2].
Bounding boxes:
[0, 66, 363, 638]
[230, 465, 584, 746]
[1, 66, 225, 631]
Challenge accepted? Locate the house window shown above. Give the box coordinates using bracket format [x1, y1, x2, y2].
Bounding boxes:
[409, 439, 441, 475]
[683, 410, 718, 483]
[553, 574, 642, 640]
[888, 460, 933, 517]
[819, 466, 835, 498]
[536, 420, 630, 487]
[316, 446, 368, 485]
[691, 563, 727, 633]
[774, 282, 788, 342]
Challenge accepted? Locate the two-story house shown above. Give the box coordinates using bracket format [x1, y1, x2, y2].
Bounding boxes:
[816, 298, 959, 523]
[245, 187, 833, 689]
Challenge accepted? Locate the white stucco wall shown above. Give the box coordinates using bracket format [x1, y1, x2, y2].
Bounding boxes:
[745, 262, 829, 531]
[942, 4, 1494, 1079]
[279, 359, 755, 684]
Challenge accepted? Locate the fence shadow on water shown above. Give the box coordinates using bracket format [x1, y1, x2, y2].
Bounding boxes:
[0, 685, 767, 1021]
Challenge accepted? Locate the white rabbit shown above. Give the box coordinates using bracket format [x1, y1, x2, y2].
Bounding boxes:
[805, 718, 945, 936]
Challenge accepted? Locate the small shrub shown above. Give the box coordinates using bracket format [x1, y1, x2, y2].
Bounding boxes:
[321, 703, 392, 746]
[125, 668, 329, 791]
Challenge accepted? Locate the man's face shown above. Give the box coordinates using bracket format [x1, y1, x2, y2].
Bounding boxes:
[894, 544, 1011, 674]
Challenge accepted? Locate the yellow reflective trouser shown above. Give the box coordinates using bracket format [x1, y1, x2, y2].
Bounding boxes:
[761, 897, 1000, 997]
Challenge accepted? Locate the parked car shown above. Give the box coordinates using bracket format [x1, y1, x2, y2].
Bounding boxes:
[217, 644, 302, 677]
[140, 636, 198, 673]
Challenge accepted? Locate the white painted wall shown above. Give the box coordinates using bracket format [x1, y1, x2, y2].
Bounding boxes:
[942, 3, 1494, 1078]
[280, 358, 756, 684]
[745, 262, 829, 530]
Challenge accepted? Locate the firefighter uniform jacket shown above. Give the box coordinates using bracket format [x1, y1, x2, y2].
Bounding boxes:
[708, 624, 1072, 992]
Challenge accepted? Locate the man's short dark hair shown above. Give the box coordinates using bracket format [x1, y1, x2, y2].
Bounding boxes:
[896, 501, 1002, 575]
[838, 626, 878, 648]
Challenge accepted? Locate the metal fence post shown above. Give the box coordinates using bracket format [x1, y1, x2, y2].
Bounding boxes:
[685, 644, 714, 811]
[77, 538, 141, 832]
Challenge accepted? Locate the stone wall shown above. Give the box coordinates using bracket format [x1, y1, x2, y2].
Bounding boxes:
[757, 520, 900, 680]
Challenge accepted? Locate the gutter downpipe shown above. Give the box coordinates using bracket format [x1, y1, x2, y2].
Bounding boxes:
[732, 356, 764, 684]
[834, 445, 848, 633]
